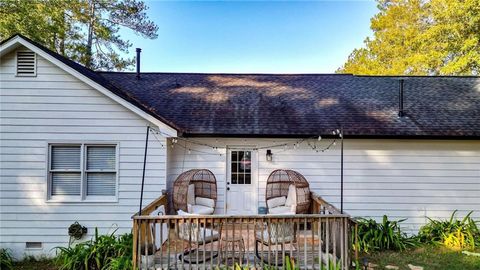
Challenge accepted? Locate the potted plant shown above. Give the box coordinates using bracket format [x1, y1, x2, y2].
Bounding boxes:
[140, 243, 156, 269]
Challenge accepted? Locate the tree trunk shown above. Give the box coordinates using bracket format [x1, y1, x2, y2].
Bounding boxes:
[59, 11, 66, 56]
[85, 0, 95, 68]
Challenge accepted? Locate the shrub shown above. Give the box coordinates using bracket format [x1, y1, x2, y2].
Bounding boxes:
[0, 248, 14, 270]
[354, 215, 419, 253]
[55, 228, 132, 270]
[418, 210, 480, 250]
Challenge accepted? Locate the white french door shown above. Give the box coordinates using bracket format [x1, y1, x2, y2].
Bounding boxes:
[225, 148, 257, 215]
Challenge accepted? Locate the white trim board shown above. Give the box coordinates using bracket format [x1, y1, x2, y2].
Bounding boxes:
[0, 36, 177, 137]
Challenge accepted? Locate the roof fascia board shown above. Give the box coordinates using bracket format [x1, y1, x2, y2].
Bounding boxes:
[1, 36, 177, 137]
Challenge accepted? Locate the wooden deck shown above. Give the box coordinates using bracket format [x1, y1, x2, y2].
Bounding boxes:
[150, 228, 328, 269]
[133, 193, 357, 270]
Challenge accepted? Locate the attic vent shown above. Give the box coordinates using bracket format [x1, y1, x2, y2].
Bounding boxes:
[25, 242, 42, 249]
[16, 51, 36, 76]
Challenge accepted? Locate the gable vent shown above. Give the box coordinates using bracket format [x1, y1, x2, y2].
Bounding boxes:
[16, 51, 37, 76]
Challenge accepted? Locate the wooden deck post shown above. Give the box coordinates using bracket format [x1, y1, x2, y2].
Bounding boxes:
[132, 219, 138, 270]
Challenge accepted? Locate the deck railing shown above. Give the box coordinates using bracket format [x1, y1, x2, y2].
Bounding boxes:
[132, 193, 357, 269]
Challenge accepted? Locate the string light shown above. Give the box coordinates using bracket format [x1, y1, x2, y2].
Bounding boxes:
[147, 126, 343, 156]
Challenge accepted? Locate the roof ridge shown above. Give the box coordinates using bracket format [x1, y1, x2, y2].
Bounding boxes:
[97, 71, 355, 76]
[97, 71, 479, 78]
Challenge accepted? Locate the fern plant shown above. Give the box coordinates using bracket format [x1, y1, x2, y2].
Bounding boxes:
[55, 228, 132, 270]
[418, 210, 479, 250]
[355, 215, 419, 253]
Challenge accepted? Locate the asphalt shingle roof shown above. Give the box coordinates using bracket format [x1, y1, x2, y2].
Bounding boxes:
[99, 72, 480, 138]
[4, 34, 479, 138]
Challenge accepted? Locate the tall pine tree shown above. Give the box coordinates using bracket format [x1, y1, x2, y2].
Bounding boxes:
[0, 0, 158, 71]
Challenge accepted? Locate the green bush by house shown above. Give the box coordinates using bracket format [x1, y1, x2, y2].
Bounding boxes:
[55, 228, 132, 270]
[418, 210, 480, 250]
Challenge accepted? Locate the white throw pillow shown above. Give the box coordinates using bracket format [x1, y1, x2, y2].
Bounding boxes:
[268, 206, 295, 215]
[189, 205, 215, 215]
[196, 197, 215, 208]
[285, 185, 297, 207]
[267, 196, 286, 209]
[187, 184, 195, 205]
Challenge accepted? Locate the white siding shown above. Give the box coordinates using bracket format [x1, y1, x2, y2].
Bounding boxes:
[0, 47, 167, 258]
[167, 138, 480, 232]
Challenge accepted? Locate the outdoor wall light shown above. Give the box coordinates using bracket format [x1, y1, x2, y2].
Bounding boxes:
[266, 149, 273, 161]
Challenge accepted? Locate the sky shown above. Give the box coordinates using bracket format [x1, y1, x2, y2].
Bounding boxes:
[120, 0, 378, 73]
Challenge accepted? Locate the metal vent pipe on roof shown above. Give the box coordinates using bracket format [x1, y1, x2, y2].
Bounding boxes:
[398, 79, 405, 117]
[136, 48, 141, 80]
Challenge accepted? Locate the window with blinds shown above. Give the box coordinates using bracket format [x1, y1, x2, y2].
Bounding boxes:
[49, 144, 117, 201]
[50, 146, 81, 196]
[86, 146, 116, 196]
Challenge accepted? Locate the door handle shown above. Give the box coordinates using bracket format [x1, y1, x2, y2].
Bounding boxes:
[227, 187, 230, 191]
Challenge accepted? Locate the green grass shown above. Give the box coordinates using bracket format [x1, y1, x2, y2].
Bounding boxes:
[362, 245, 480, 270]
[10, 246, 480, 270]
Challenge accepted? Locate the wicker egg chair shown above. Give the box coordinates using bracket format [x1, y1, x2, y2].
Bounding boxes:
[173, 169, 217, 212]
[265, 169, 311, 214]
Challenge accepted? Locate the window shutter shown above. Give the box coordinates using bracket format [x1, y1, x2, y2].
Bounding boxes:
[86, 146, 116, 196]
[51, 146, 81, 170]
[16, 51, 36, 76]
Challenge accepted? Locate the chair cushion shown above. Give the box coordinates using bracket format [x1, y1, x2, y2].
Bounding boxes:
[285, 185, 297, 207]
[179, 226, 220, 243]
[255, 223, 295, 244]
[187, 184, 196, 205]
[268, 206, 295, 215]
[178, 209, 198, 216]
[176, 211, 220, 243]
[196, 197, 215, 208]
[188, 204, 215, 215]
[267, 196, 286, 209]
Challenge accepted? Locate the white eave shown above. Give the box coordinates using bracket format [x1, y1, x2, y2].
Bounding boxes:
[0, 35, 178, 137]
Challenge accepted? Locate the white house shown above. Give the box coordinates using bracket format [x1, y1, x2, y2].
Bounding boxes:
[1, 34, 479, 259]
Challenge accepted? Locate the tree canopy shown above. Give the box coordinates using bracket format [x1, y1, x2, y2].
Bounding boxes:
[0, 0, 158, 71]
[338, 0, 480, 75]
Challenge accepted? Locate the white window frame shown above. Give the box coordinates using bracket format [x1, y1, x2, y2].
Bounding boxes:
[47, 143, 119, 203]
[15, 50, 37, 77]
